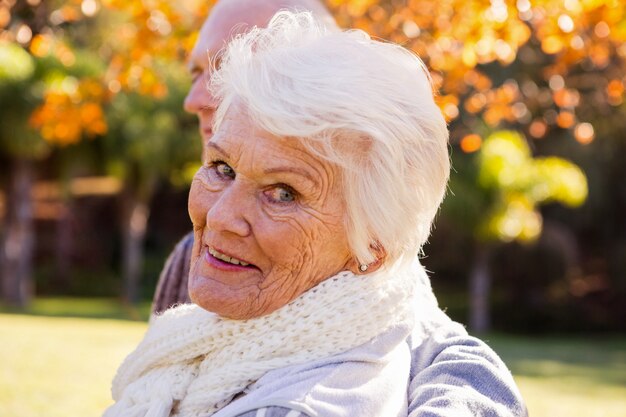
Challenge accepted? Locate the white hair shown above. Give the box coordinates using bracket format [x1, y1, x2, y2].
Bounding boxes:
[210, 11, 450, 266]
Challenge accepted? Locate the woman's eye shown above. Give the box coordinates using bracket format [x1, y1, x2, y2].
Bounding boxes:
[212, 161, 235, 179]
[265, 185, 297, 203]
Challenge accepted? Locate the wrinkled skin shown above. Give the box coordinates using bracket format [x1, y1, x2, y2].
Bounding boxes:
[188, 102, 356, 319]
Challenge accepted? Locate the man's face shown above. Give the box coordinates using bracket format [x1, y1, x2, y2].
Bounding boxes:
[184, 2, 269, 144]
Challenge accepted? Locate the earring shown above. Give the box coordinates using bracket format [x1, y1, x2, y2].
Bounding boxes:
[359, 264, 368, 272]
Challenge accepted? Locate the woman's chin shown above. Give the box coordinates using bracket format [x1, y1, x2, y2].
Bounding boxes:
[189, 274, 290, 320]
[188, 271, 257, 319]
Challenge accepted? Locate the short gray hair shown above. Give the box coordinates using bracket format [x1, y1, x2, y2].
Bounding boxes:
[211, 11, 449, 266]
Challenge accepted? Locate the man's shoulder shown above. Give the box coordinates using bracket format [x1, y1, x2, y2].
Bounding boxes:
[175, 231, 195, 251]
[151, 232, 194, 314]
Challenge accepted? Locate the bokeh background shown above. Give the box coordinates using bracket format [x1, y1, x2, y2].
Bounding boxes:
[1, 1, 625, 416]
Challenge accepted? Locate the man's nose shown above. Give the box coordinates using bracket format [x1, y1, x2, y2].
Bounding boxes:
[184, 77, 218, 115]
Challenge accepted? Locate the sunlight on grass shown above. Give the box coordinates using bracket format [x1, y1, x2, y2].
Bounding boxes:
[0, 297, 152, 321]
[0, 314, 146, 417]
[488, 334, 626, 417]
[1, 312, 625, 417]
[516, 376, 626, 417]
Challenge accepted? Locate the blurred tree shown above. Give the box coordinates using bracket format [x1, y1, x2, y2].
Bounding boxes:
[443, 131, 587, 332]
[93, 0, 206, 303]
[0, 4, 51, 306]
[329, 0, 625, 144]
[0, 0, 109, 306]
[103, 78, 199, 303]
[0, 0, 203, 305]
[328, 0, 624, 331]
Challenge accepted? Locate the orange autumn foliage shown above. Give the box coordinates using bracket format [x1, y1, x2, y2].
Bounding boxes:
[327, 0, 625, 151]
[4, 0, 625, 147]
[29, 79, 108, 146]
[101, 0, 212, 98]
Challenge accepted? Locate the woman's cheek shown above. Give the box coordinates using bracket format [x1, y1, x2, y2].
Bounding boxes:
[188, 170, 218, 226]
[260, 214, 314, 263]
[188, 185, 206, 227]
[258, 195, 303, 221]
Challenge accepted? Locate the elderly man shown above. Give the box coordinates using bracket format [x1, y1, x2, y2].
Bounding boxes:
[152, 0, 336, 313]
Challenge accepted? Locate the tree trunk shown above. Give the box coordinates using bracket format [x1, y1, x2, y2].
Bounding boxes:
[469, 244, 492, 334]
[1, 158, 35, 307]
[54, 199, 72, 291]
[121, 190, 150, 304]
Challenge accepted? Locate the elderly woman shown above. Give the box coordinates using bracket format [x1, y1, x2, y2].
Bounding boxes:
[105, 11, 526, 417]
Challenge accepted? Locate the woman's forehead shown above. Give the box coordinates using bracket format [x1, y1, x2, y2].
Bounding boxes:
[208, 105, 332, 188]
[212, 102, 308, 156]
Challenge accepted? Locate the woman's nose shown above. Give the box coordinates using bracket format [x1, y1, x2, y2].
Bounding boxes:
[205, 184, 252, 237]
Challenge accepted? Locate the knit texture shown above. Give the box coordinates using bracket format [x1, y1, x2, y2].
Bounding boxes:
[104, 262, 418, 417]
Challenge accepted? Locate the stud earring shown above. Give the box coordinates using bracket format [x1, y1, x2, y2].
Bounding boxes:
[359, 264, 368, 272]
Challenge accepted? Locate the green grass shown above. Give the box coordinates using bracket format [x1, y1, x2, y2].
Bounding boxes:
[487, 334, 626, 417]
[1, 298, 625, 417]
[0, 297, 152, 321]
[0, 314, 146, 417]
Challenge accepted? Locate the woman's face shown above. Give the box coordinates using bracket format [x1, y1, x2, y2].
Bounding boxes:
[188, 102, 353, 319]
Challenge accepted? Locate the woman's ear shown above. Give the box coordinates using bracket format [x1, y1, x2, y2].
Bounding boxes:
[347, 242, 387, 275]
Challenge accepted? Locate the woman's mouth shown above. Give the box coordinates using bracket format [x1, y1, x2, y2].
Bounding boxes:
[208, 246, 250, 266]
[204, 246, 257, 270]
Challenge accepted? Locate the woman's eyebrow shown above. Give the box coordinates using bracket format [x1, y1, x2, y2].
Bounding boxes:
[263, 166, 319, 186]
[206, 142, 230, 158]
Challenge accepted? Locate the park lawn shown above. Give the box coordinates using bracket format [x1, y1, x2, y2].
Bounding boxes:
[0, 297, 152, 321]
[1, 310, 625, 417]
[0, 314, 146, 417]
[487, 334, 626, 417]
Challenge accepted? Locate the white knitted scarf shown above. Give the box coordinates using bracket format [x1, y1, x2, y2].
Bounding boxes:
[104, 262, 419, 417]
